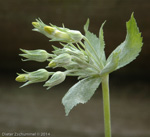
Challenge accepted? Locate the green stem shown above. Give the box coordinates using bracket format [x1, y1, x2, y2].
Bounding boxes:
[102, 74, 111, 137]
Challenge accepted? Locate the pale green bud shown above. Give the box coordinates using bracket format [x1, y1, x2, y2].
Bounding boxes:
[66, 47, 87, 61]
[64, 62, 79, 70]
[44, 26, 71, 42]
[43, 71, 66, 89]
[53, 47, 87, 61]
[32, 19, 51, 38]
[47, 27, 83, 43]
[16, 69, 51, 88]
[48, 53, 72, 68]
[67, 30, 83, 43]
[32, 19, 83, 43]
[19, 49, 52, 62]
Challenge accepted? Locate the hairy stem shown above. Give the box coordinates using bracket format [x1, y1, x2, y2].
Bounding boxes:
[102, 74, 111, 137]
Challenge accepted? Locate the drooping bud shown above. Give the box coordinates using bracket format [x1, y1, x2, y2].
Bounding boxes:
[43, 71, 66, 89]
[32, 19, 83, 43]
[19, 49, 52, 62]
[16, 69, 51, 88]
[48, 53, 72, 68]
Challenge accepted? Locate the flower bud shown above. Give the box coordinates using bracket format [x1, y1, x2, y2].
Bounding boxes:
[43, 71, 66, 89]
[66, 47, 87, 61]
[32, 19, 51, 38]
[64, 62, 79, 70]
[32, 19, 83, 43]
[19, 49, 51, 62]
[45, 26, 83, 43]
[48, 53, 72, 68]
[48, 61, 57, 68]
[67, 30, 83, 43]
[16, 69, 51, 88]
[44, 26, 55, 35]
[53, 47, 87, 61]
[32, 22, 40, 28]
[15, 74, 28, 82]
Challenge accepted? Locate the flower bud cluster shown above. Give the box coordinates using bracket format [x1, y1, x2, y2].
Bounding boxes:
[49, 45, 87, 69]
[16, 19, 100, 89]
[47, 45, 99, 79]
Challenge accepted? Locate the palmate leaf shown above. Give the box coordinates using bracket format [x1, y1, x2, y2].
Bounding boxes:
[105, 13, 143, 73]
[84, 19, 106, 68]
[62, 77, 101, 116]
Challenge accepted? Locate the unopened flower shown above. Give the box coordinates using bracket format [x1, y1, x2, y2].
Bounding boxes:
[32, 19, 50, 38]
[19, 49, 52, 62]
[16, 69, 51, 87]
[43, 71, 66, 89]
[48, 53, 72, 68]
[53, 46, 87, 61]
[32, 19, 83, 43]
[15, 74, 28, 82]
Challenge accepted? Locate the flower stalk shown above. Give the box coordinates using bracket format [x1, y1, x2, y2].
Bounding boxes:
[102, 74, 111, 137]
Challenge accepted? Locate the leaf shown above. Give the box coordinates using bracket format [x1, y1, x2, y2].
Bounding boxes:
[100, 51, 120, 76]
[62, 77, 101, 116]
[84, 19, 106, 67]
[99, 21, 106, 65]
[84, 18, 90, 32]
[106, 13, 143, 71]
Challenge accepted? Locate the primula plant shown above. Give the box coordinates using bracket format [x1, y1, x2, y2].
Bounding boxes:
[16, 13, 143, 137]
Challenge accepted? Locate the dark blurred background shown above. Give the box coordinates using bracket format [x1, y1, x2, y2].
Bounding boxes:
[0, 0, 149, 137]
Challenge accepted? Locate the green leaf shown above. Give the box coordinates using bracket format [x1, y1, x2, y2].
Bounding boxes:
[99, 21, 106, 65]
[84, 19, 106, 67]
[84, 18, 90, 32]
[106, 13, 143, 71]
[62, 77, 101, 116]
[100, 51, 120, 76]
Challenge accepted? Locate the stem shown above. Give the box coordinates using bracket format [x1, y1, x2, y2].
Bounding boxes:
[102, 74, 111, 137]
[72, 56, 100, 72]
